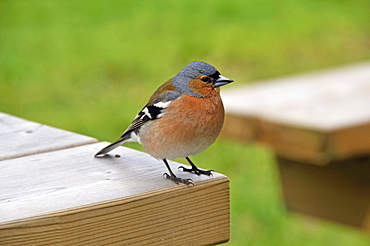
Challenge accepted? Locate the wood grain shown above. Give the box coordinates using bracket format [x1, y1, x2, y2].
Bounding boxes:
[0, 142, 229, 246]
[0, 112, 98, 161]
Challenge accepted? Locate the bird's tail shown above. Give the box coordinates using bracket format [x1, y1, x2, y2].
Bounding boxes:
[94, 137, 130, 157]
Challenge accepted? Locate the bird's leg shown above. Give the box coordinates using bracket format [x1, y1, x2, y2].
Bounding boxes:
[178, 157, 213, 176]
[163, 159, 193, 185]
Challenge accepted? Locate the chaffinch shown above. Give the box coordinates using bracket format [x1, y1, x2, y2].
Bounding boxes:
[95, 61, 233, 185]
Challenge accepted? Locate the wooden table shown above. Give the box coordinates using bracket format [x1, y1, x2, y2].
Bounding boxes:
[221, 62, 370, 230]
[0, 112, 230, 245]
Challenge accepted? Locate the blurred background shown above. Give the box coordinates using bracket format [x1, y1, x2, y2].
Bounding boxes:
[1, 0, 369, 245]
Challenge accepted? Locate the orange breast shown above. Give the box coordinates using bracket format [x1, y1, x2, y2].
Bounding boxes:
[139, 92, 225, 159]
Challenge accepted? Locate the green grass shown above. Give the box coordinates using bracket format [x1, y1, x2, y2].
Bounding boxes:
[1, 0, 369, 245]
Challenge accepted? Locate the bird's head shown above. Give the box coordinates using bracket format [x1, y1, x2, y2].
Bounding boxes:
[172, 61, 233, 97]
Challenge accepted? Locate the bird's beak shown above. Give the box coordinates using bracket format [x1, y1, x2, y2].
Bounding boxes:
[214, 75, 234, 87]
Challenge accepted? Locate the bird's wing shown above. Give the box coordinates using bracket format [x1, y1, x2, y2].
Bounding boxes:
[121, 90, 181, 138]
[95, 85, 181, 157]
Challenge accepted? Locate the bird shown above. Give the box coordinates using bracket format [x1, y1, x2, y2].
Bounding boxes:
[95, 61, 233, 185]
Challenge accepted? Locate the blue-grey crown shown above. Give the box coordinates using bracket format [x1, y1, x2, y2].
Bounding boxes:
[172, 62, 219, 97]
[176, 61, 218, 79]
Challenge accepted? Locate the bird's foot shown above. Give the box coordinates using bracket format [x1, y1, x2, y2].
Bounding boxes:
[178, 166, 213, 176]
[163, 173, 194, 186]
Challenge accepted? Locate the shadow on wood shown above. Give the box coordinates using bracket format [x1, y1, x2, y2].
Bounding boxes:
[277, 156, 370, 230]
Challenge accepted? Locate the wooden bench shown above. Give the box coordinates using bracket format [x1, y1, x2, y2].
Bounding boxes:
[221, 62, 370, 231]
[0, 112, 230, 245]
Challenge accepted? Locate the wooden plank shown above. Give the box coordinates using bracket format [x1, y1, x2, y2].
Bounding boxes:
[277, 156, 370, 230]
[221, 62, 370, 164]
[0, 142, 230, 246]
[331, 123, 370, 159]
[0, 112, 98, 161]
[223, 115, 332, 164]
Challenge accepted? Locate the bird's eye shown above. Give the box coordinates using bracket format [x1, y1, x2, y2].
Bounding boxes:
[200, 76, 210, 82]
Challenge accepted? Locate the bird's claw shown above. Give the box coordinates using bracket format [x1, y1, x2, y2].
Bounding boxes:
[163, 173, 194, 186]
[178, 166, 213, 176]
